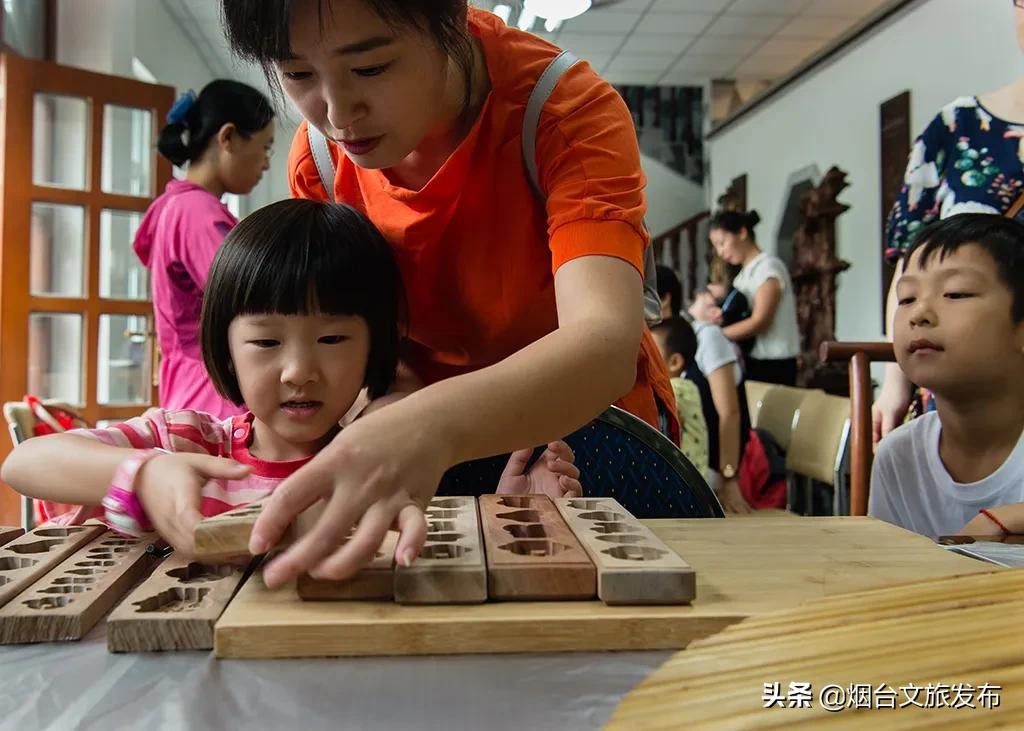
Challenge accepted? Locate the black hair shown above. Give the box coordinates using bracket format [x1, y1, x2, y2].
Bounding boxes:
[219, 0, 475, 113]
[651, 317, 698, 367]
[656, 265, 682, 317]
[709, 209, 760, 241]
[201, 199, 404, 403]
[157, 80, 274, 167]
[905, 212, 1024, 322]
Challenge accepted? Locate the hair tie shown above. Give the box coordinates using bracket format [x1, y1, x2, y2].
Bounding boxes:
[167, 90, 197, 126]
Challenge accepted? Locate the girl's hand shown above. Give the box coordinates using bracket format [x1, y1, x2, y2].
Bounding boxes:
[135, 453, 251, 555]
[249, 408, 438, 589]
[496, 441, 582, 499]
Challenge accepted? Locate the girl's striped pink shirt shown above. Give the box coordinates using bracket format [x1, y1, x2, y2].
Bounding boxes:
[50, 408, 312, 526]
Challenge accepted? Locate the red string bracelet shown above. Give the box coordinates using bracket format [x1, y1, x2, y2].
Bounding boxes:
[979, 508, 1010, 535]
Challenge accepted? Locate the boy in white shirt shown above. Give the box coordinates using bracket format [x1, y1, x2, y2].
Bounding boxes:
[869, 213, 1024, 539]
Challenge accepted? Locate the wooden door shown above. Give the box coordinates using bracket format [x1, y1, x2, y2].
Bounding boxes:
[0, 54, 174, 524]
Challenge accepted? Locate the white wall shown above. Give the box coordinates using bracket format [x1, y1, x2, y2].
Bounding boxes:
[56, 0, 293, 214]
[640, 152, 707, 238]
[708, 0, 1024, 343]
[134, 1, 224, 95]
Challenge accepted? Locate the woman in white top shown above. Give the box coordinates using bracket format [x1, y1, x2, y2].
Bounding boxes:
[697, 210, 801, 386]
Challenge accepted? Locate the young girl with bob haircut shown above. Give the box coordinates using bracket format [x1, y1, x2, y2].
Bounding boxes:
[3, 200, 579, 557]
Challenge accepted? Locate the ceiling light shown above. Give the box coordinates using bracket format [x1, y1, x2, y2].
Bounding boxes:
[524, 0, 592, 22]
[517, 9, 537, 31]
[493, 4, 512, 23]
[544, 18, 562, 32]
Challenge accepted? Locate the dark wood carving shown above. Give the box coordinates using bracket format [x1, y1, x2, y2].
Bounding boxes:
[709, 175, 748, 282]
[791, 166, 851, 389]
[879, 91, 911, 329]
[717, 175, 747, 213]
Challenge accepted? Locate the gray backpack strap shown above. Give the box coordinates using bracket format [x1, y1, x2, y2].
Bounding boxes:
[522, 50, 579, 195]
[522, 50, 662, 325]
[640, 226, 661, 325]
[307, 123, 337, 203]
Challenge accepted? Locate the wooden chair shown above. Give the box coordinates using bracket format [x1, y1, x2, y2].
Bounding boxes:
[755, 385, 818, 451]
[819, 341, 897, 516]
[743, 380, 773, 427]
[2, 400, 87, 530]
[786, 391, 851, 515]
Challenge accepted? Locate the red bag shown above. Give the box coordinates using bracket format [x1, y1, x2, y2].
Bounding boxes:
[738, 429, 787, 510]
[22, 396, 86, 523]
[25, 395, 80, 436]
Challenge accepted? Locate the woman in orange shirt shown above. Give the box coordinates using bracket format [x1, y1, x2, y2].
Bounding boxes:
[220, 0, 677, 587]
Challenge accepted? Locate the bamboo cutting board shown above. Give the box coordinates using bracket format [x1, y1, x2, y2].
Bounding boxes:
[214, 517, 994, 659]
[606, 569, 1018, 730]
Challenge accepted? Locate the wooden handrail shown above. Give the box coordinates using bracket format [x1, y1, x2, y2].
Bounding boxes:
[820, 340, 896, 516]
[651, 210, 710, 302]
[650, 210, 710, 243]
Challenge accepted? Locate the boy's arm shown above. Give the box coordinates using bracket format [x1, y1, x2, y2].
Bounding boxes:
[989, 503, 1024, 534]
[960, 503, 1024, 536]
[1, 433, 139, 506]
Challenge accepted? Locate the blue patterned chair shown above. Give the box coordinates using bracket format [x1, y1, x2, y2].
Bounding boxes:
[437, 406, 724, 519]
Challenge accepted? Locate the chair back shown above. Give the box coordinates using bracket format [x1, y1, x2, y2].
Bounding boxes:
[3, 400, 86, 446]
[756, 386, 816, 451]
[2, 400, 87, 529]
[744, 380, 773, 427]
[786, 391, 851, 486]
[436, 406, 724, 519]
[819, 341, 898, 515]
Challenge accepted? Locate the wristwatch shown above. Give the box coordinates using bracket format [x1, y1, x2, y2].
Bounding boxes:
[101, 448, 167, 537]
[721, 463, 737, 480]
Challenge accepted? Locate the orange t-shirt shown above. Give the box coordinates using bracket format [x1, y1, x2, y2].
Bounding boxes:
[287, 8, 677, 441]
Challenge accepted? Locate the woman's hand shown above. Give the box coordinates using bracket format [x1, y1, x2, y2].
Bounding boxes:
[496, 441, 582, 499]
[249, 407, 440, 589]
[689, 292, 723, 324]
[718, 478, 753, 514]
[136, 453, 251, 555]
[872, 363, 913, 445]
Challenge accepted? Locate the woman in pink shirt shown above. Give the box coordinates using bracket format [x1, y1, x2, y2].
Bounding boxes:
[134, 80, 275, 418]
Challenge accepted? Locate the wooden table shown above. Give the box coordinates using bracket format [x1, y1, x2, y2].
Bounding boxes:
[0, 516, 1000, 730]
[215, 517, 997, 659]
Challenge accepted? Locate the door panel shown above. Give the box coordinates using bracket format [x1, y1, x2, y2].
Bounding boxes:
[0, 54, 173, 524]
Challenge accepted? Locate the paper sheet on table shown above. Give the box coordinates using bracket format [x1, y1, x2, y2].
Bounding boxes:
[942, 541, 1024, 568]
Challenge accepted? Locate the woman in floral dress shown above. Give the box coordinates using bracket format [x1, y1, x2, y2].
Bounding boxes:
[874, 3, 1024, 440]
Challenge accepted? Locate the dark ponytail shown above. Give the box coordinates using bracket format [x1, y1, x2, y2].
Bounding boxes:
[709, 209, 761, 240]
[157, 80, 274, 167]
